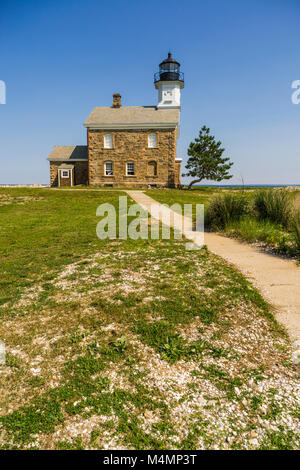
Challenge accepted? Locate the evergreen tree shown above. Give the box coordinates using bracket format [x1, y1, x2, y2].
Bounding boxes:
[183, 126, 233, 189]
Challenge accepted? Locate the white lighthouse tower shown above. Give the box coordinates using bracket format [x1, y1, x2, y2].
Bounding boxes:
[154, 52, 184, 109]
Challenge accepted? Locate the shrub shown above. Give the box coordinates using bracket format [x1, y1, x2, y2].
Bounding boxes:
[206, 194, 249, 230]
[292, 210, 300, 252]
[253, 190, 292, 228]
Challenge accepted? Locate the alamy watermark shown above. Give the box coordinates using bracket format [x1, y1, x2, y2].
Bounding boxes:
[291, 80, 300, 104]
[96, 196, 204, 250]
[0, 80, 6, 104]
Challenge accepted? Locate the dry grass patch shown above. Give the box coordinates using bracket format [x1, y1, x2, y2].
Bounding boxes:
[0, 239, 299, 450]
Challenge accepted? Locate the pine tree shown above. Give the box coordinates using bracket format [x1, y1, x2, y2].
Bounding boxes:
[183, 126, 233, 190]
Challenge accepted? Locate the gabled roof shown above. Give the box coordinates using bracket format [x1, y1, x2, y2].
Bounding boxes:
[47, 145, 87, 162]
[84, 106, 180, 129]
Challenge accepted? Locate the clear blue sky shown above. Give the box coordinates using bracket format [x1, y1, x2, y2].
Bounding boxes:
[0, 0, 299, 185]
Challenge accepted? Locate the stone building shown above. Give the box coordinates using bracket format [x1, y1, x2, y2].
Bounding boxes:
[47, 53, 184, 188]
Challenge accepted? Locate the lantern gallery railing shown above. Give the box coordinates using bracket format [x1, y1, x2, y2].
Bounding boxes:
[154, 71, 184, 83]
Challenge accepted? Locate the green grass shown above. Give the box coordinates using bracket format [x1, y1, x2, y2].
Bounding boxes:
[253, 189, 292, 228]
[146, 188, 213, 221]
[0, 188, 123, 307]
[146, 187, 253, 209]
[146, 188, 300, 257]
[146, 188, 253, 225]
[206, 193, 249, 229]
[224, 216, 298, 256]
[0, 188, 299, 450]
[292, 209, 300, 251]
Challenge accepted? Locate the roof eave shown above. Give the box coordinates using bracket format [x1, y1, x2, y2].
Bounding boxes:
[83, 122, 179, 129]
[47, 157, 88, 162]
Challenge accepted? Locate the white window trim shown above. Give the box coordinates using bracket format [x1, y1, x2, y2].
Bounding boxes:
[104, 134, 113, 149]
[104, 161, 114, 176]
[126, 162, 135, 176]
[61, 170, 70, 178]
[148, 133, 157, 148]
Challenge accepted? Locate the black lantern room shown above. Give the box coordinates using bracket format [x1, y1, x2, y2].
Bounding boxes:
[154, 52, 184, 83]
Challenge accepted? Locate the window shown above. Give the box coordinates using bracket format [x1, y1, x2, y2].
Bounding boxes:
[105, 161, 113, 176]
[104, 134, 113, 148]
[147, 161, 157, 177]
[126, 162, 135, 176]
[148, 133, 157, 148]
[61, 170, 70, 178]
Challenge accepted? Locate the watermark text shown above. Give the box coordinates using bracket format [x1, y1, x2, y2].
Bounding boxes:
[0, 80, 6, 104]
[96, 197, 204, 250]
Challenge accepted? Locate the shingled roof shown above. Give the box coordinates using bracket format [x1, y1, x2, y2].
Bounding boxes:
[84, 106, 180, 129]
[47, 145, 87, 162]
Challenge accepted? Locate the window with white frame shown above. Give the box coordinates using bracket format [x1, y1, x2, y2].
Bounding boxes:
[104, 134, 113, 148]
[105, 161, 113, 176]
[148, 133, 157, 148]
[61, 170, 70, 178]
[126, 162, 135, 176]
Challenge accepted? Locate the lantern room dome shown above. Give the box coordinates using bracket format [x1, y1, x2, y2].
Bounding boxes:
[154, 52, 184, 83]
[159, 52, 180, 68]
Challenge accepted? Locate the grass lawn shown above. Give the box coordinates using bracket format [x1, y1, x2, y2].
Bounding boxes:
[0, 188, 299, 450]
[145, 187, 254, 220]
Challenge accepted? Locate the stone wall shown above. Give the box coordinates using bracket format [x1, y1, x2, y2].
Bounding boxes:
[50, 161, 88, 187]
[50, 162, 60, 187]
[87, 128, 178, 188]
[74, 161, 89, 185]
[175, 161, 181, 186]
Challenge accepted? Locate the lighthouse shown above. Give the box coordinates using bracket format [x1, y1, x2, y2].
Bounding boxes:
[154, 52, 184, 109]
[48, 52, 183, 188]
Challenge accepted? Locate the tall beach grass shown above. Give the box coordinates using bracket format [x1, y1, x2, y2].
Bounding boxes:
[206, 190, 300, 257]
[253, 190, 292, 228]
[206, 194, 249, 230]
[292, 210, 300, 252]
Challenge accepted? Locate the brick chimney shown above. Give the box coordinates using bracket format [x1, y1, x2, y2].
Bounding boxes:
[112, 93, 121, 108]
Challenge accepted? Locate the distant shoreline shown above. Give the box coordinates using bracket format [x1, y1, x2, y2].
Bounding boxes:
[0, 184, 49, 187]
[0, 183, 299, 189]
